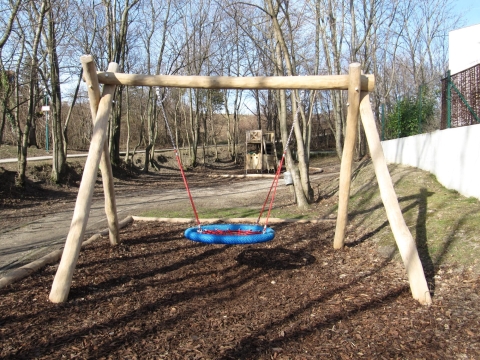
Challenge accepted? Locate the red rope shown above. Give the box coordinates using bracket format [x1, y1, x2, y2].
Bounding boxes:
[158, 91, 201, 227]
[257, 102, 299, 230]
[256, 152, 286, 227]
[160, 86, 297, 233]
[174, 150, 201, 227]
[200, 229, 263, 235]
[264, 155, 285, 227]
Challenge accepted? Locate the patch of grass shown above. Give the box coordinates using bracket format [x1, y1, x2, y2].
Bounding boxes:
[139, 209, 195, 218]
[139, 206, 311, 220]
[348, 160, 480, 272]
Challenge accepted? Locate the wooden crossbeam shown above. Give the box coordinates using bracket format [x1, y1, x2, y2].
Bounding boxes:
[96, 72, 375, 92]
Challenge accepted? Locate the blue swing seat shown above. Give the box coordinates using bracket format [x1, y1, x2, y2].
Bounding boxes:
[184, 224, 275, 245]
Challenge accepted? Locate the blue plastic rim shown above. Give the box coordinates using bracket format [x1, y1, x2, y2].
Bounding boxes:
[184, 224, 275, 245]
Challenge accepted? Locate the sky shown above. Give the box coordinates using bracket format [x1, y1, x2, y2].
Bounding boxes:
[454, 0, 480, 28]
[59, 0, 480, 103]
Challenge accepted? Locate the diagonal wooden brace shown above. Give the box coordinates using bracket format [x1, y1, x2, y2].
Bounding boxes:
[359, 92, 432, 305]
[49, 61, 119, 303]
[80, 55, 120, 246]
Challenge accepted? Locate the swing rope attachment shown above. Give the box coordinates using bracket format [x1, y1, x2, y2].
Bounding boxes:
[158, 87, 299, 243]
[157, 88, 201, 228]
[256, 102, 299, 231]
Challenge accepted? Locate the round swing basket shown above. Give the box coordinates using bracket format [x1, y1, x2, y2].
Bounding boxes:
[184, 224, 275, 245]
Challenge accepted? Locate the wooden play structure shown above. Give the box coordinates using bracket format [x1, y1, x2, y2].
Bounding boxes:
[245, 130, 277, 173]
[49, 56, 432, 305]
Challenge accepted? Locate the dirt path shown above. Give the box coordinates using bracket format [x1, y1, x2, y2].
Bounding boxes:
[0, 172, 336, 276]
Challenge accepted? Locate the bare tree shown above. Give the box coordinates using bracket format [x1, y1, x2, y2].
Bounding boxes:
[1, 0, 469, 187]
[61, 0, 100, 157]
[0, 0, 24, 144]
[100, 0, 140, 166]
[16, 0, 48, 187]
[181, 0, 221, 167]
[46, 0, 67, 183]
[265, 0, 312, 207]
[142, 0, 173, 172]
[0, 0, 23, 51]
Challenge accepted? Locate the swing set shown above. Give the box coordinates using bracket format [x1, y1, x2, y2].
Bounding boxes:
[48, 55, 432, 306]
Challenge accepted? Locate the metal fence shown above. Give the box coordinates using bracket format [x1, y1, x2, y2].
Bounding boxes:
[441, 64, 480, 129]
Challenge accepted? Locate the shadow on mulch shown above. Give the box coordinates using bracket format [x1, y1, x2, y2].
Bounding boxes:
[236, 248, 316, 270]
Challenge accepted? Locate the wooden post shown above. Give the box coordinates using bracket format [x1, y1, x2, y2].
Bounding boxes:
[334, 63, 362, 249]
[80, 55, 120, 246]
[49, 62, 119, 303]
[359, 92, 432, 305]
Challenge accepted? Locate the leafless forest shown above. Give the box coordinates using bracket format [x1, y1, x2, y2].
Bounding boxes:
[0, 0, 464, 187]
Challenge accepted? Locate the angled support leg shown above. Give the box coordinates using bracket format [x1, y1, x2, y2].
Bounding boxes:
[80, 55, 120, 246]
[359, 91, 432, 305]
[49, 61, 119, 303]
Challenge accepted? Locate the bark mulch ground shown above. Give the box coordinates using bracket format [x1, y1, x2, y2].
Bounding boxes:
[1, 220, 479, 359]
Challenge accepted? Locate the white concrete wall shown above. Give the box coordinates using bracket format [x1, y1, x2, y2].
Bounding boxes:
[381, 124, 480, 199]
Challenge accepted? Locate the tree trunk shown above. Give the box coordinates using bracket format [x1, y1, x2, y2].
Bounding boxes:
[316, 0, 346, 160]
[266, 0, 311, 206]
[189, 89, 199, 167]
[0, 72, 15, 144]
[274, 42, 308, 210]
[106, 0, 140, 167]
[110, 86, 123, 166]
[144, 143, 153, 173]
[0, 109, 5, 144]
[48, 1, 66, 183]
[62, 69, 83, 157]
[333, 91, 344, 158]
[144, 88, 156, 173]
[124, 87, 131, 164]
[16, 0, 47, 187]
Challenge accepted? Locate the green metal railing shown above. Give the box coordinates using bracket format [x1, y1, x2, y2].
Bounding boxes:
[442, 66, 480, 129]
